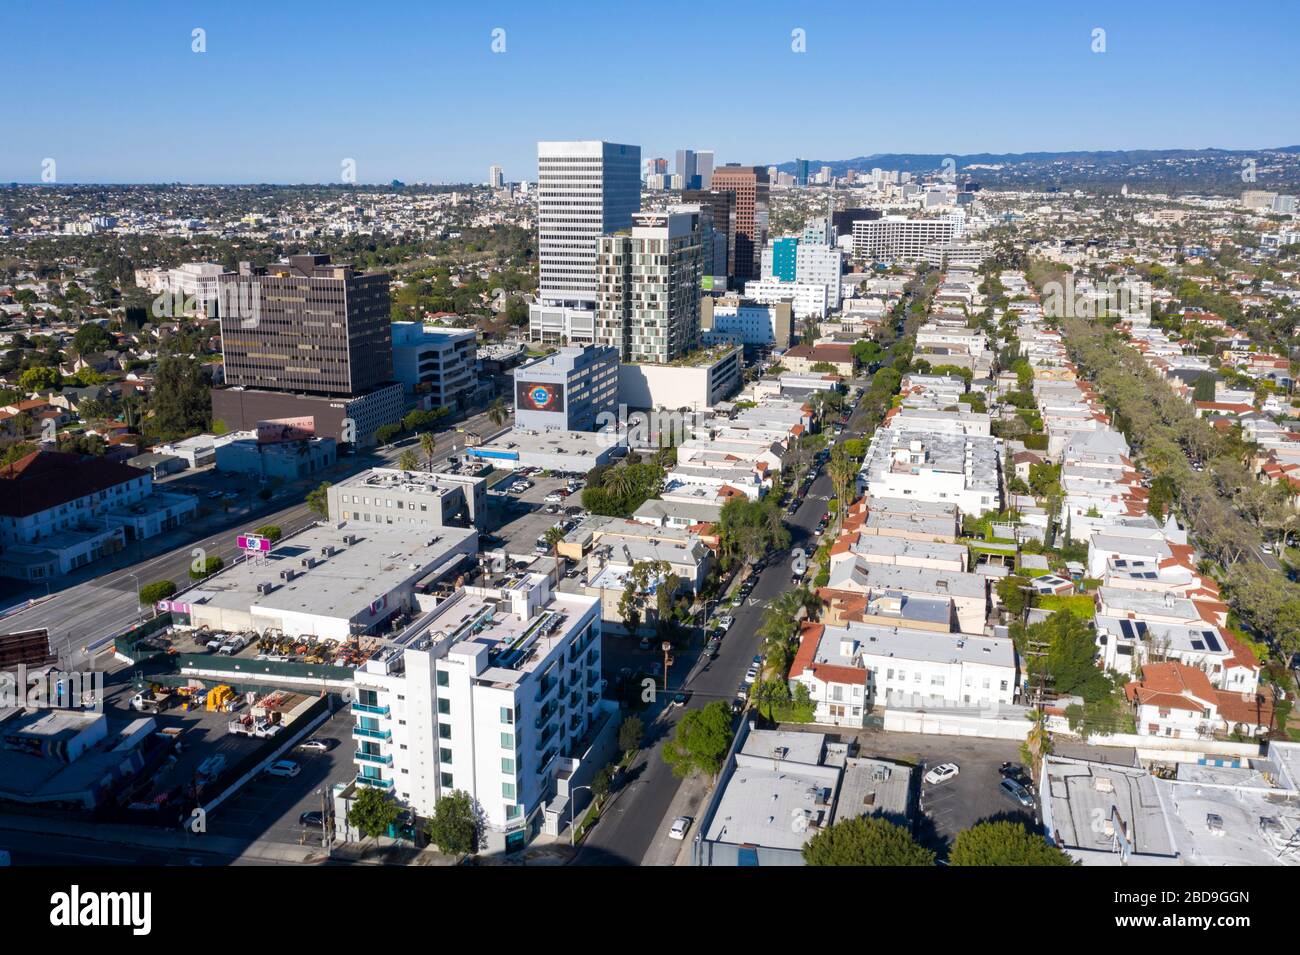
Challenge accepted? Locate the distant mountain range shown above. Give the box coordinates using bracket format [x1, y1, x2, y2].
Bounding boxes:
[772, 147, 1300, 194]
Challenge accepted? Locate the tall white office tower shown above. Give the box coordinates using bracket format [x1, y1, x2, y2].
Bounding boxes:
[696, 150, 715, 189]
[529, 141, 641, 345]
[488, 164, 504, 188]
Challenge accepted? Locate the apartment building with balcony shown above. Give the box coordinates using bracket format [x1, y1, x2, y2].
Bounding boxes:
[390, 322, 477, 411]
[349, 572, 610, 853]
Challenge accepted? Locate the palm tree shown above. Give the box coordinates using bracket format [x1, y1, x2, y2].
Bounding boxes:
[543, 525, 567, 586]
[828, 449, 859, 530]
[487, 397, 509, 428]
[604, 466, 635, 502]
[1021, 708, 1053, 769]
[397, 448, 419, 471]
[419, 431, 438, 471]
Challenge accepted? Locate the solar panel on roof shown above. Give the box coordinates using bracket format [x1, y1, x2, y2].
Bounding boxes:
[1119, 619, 1135, 639]
[1191, 640, 1205, 650]
[1203, 631, 1221, 652]
[1135, 621, 1148, 637]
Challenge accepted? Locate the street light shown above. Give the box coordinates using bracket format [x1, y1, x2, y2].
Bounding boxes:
[317, 787, 333, 852]
[126, 571, 143, 615]
[568, 784, 592, 847]
[661, 641, 673, 693]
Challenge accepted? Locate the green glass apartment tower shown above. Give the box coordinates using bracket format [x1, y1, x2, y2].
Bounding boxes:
[771, 237, 799, 282]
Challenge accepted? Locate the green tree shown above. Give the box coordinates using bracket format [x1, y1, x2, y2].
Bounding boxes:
[948, 821, 1075, 866]
[139, 579, 177, 605]
[306, 481, 332, 518]
[348, 786, 402, 850]
[618, 715, 644, 755]
[189, 555, 224, 580]
[996, 575, 1036, 617]
[398, 448, 420, 471]
[19, 366, 61, 392]
[590, 765, 613, 805]
[254, 525, 282, 542]
[543, 524, 567, 586]
[487, 396, 509, 428]
[1022, 708, 1054, 768]
[420, 430, 438, 470]
[426, 790, 482, 857]
[72, 323, 113, 355]
[662, 701, 734, 779]
[148, 355, 211, 441]
[802, 816, 935, 866]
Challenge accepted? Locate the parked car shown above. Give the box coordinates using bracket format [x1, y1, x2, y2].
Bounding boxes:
[670, 691, 689, 708]
[705, 638, 721, 658]
[716, 615, 734, 632]
[924, 763, 960, 785]
[197, 754, 226, 779]
[638, 637, 653, 651]
[217, 634, 248, 656]
[298, 738, 335, 753]
[265, 760, 301, 778]
[1000, 777, 1034, 808]
[743, 667, 758, 684]
[752, 654, 763, 667]
[299, 811, 325, 829]
[545, 492, 564, 504]
[668, 816, 692, 840]
[999, 762, 1033, 788]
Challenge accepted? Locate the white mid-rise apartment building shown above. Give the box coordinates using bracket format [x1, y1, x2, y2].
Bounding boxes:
[742, 280, 829, 320]
[852, 216, 961, 262]
[389, 322, 477, 410]
[350, 573, 606, 852]
[134, 261, 228, 314]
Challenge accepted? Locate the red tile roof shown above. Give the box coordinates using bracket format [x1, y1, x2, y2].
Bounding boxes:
[0, 450, 147, 518]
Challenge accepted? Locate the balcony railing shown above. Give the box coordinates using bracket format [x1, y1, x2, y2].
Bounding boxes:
[353, 726, 392, 741]
[352, 701, 390, 716]
[355, 775, 393, 789]
[355, 751, 394, 766]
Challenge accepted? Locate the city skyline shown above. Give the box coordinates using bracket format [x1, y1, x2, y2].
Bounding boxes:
[3, 0, 1297, 184]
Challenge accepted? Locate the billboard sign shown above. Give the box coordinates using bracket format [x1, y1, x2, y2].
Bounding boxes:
[256, 416, 316, 444]
[516, 380, 565, 414]
[237, 534, 273, 553]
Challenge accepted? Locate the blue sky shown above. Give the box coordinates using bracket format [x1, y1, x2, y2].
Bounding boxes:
[3, 0, 1297, 183]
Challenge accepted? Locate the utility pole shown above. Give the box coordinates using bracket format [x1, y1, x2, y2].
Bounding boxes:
[661, 641, 673, 694]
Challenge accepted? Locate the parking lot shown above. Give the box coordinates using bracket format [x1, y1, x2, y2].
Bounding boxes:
[864, 730, 1135, 858]
[485, 469, 588, 558]
[206, 706, 357, 845]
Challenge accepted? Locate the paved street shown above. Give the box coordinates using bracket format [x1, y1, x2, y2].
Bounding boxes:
[0, 409, 498, 664]
[574, 390, 871, 866]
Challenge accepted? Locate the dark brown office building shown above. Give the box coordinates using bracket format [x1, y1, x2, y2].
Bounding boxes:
[710, 165, 769, 282]
[682, 187, 736, 280]
[217, 254, 393, 396]
[211, 254, 402, 447]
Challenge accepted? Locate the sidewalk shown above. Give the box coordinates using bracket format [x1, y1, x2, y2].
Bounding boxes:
[0, 812, 326, 864]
